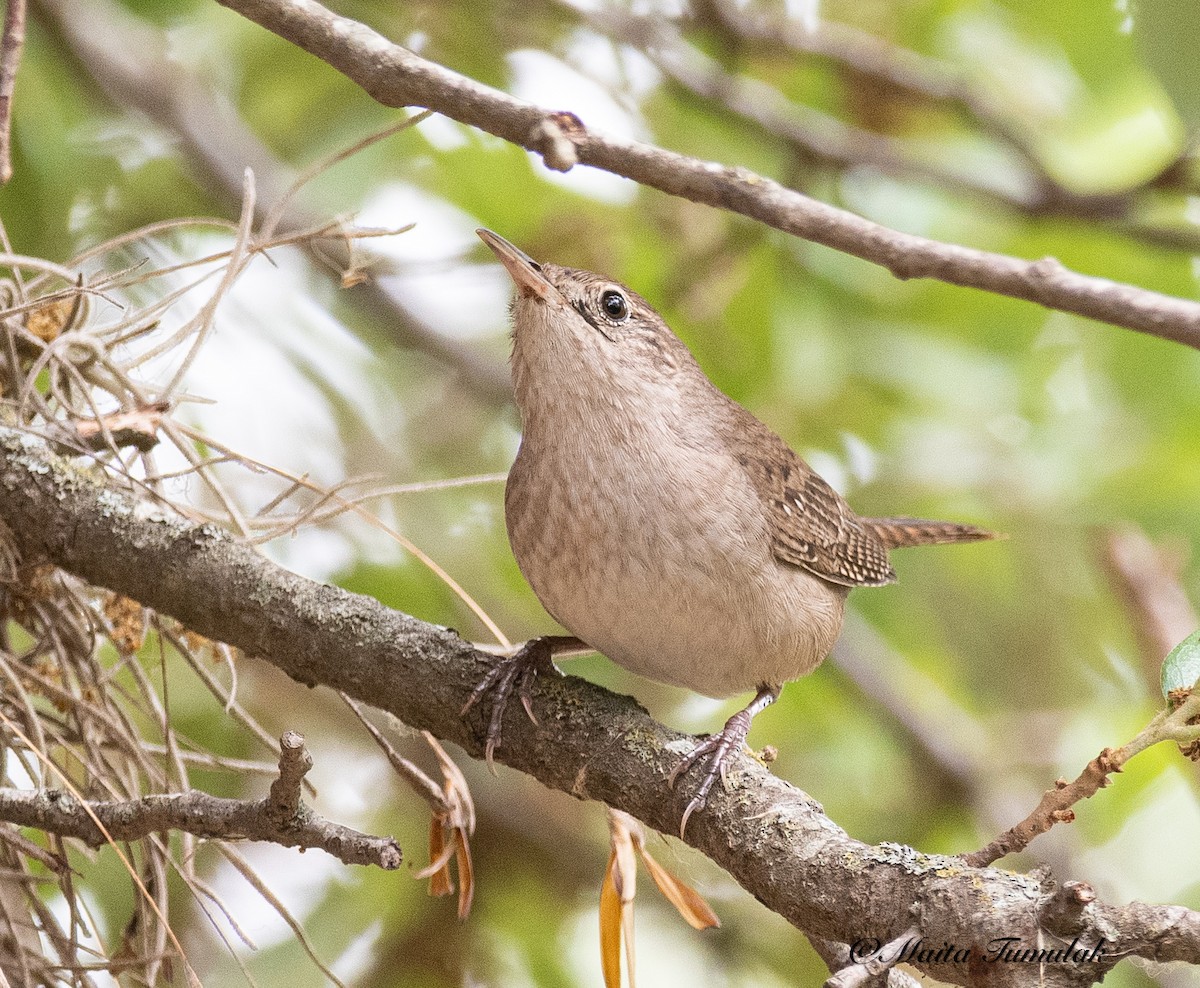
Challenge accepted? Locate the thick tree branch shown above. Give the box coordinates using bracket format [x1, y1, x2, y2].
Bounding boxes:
[0, 730, 402, 869]
[210, 0, 1200, 351]
[3, 429, 1199, 986]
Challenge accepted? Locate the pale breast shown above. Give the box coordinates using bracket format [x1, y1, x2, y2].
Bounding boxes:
[504, 414, 848, 698]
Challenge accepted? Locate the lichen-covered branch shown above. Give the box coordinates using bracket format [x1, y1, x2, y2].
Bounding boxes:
[2, 429, 1199, 986]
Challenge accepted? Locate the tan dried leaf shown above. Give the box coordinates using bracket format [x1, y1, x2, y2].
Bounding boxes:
[104, 593, 147, 655]
[26, 293, 81, 342]
[639, 850, 720, 931]
[423, 817, 454, 899]
[453, 825, 474, 920]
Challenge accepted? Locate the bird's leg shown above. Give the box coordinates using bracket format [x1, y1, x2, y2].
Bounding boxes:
[462, 635, 584, 770]
[668, 684, 780, 837]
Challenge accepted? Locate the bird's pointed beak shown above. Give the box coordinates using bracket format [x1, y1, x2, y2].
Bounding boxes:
[477, 229, 557, 301]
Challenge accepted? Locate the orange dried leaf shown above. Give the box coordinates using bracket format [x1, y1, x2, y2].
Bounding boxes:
[453, 826, 474, 920]
[639, 851, 720, 930]
[423, 818, 454, 898]
[604, 809, 641, 988]
[599, 851, 623, 988]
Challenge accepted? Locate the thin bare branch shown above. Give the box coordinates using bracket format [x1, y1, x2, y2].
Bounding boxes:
[340, 694, 449, 814]
[966, 689, 1200, 867]
[0, 0, 25, 184]
[35, 0, 513, 403]
[0, 732, 402, 869]
[205, 0, 1200, 352]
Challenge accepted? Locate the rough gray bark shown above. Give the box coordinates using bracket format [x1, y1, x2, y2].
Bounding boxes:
[1, 428, 1197, 986]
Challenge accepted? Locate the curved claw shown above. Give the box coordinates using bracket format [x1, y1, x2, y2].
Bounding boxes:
[462, 637, 575, 770]
[669, 685, 780, 838]
[670, 727, 742, 838]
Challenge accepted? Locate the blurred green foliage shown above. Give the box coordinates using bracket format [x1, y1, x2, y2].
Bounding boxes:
[4, 0, 1200, 985]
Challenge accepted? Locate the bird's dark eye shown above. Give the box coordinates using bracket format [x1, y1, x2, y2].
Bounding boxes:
[600, 290, 629, 322]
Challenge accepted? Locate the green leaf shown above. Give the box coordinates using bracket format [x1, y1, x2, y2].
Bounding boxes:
[1160, 629, 1200, 699]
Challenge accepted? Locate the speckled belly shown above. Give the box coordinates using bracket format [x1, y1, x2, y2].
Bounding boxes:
[505, 439, 848, 698]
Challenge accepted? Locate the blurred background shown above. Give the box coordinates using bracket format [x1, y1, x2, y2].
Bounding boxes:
[3, 0, 1200, 984]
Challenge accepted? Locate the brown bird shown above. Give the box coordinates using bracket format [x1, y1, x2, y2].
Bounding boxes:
[468, 229, 995, 834]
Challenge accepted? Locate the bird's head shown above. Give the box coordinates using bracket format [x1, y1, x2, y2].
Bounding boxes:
[477, 229, 696, 416]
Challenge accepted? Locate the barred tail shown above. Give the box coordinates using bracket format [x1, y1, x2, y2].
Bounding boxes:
[862, 516, 1000, 550]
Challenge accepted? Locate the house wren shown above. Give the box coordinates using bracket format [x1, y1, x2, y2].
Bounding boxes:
[468, 229, 995, 833]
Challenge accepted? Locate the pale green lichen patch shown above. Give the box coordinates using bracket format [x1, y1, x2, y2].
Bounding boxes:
[848, 841, 960, 875]
[96, 488, 130, 518]
[624, 725, 671, 766]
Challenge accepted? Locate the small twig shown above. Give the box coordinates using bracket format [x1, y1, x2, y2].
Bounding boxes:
[1039, 880, 1098, 938]
[339, 694, 450, 814]
[0, 732, 402, 870]
[265, 730, 310, 821]
[966, 690, 1200, 867]
[258, 110, 432, 240]
[0, 0, 25, 183]
[0, 824, 66, 872]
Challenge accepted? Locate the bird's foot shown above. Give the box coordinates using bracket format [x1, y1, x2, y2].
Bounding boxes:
[668, 710, 753, 837]
[461, 636, 575, 772]
[668, 685, 780, 837]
